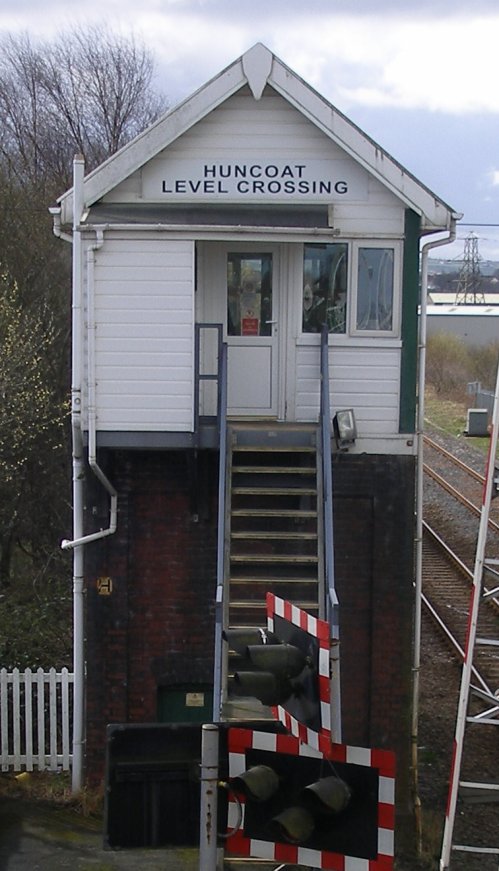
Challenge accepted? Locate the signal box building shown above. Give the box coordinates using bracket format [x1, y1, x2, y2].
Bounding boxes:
[53, 44, 458, 850]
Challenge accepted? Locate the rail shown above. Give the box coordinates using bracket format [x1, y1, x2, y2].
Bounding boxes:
[422, 522, 492, 694]
[319, 324, 341, 741]
[212, 340, 228, 720]
[194, 323, 223, 444]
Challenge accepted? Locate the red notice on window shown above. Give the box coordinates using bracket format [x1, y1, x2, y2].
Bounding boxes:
[241, 317, 259, 336]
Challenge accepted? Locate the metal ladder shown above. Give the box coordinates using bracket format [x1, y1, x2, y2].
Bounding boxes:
[439, 360, 499, 869]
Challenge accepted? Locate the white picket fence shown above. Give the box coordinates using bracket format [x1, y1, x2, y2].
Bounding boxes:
[0, 668, 73, 772]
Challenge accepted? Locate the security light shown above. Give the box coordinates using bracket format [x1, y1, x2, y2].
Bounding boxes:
[333, 409, 357, 448]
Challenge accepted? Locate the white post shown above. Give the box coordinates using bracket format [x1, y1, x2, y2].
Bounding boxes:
[71, 154, 86, 793]
[199, 723, 219, 871]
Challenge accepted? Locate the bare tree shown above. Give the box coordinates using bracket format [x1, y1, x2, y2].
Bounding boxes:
[0, 26, 168, 658]
[43, 25, 167, 172]
[0, 25, 168, 188]
[0, 33, 51, 184]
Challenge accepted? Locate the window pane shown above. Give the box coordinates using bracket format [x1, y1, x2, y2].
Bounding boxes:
[356, 248, 394, 331]
[303, 243, 348, 333]
[227, 254, 272, 336]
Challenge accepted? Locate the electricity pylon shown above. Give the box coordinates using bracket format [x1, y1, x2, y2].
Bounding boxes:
[454, 232, 485, 304]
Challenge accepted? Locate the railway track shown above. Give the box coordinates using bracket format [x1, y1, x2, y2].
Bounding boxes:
[422, 522, 499, 696]
[423, 434, 499, 534]
[422, 434, 499, 696]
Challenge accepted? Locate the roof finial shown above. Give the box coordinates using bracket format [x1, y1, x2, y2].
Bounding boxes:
[242, 43, 273, 100]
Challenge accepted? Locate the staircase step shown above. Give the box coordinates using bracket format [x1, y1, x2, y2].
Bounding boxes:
[233, 444, 316, 453]
[230, 576, 317, 584]
[231, 531, 318, 540]
[230, 426, 316, 449]
[230, 554, 318, 564]
[232, 486, 317, 496]
[229, 599, 318, 610]
[232, 465, 315, 475]
[231, 508, 317, 517]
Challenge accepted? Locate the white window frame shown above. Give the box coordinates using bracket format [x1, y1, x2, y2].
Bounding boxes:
[350, 241, 402, 338]
[300, 240, 351, 337]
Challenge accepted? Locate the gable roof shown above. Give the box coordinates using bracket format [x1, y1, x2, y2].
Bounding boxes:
[57, 42, 459, 231]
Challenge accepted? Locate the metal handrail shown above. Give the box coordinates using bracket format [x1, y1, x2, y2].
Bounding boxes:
[194, 323, 223, 443]
[319, 324, 342, 741]
[212, 340, 228, 720]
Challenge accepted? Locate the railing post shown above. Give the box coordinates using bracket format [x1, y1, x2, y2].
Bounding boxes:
[199, 723, 219, 871]
[319, 324, 342, 743]
[213, 341, 228, 721]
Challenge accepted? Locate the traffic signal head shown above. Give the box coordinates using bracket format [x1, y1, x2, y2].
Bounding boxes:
[226, 634, 310, 706]
[303, 775, 351, 815]
[223, 595, 331, 747]
[269, 776, 350, 844]
[225, 728, 395, 870]
[231, 764, 279, 802]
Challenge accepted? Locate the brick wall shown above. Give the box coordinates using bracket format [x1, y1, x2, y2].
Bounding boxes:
[333, 453, 416, 825]
[84, 449, 218, 780]
[83, 447, 415, 826]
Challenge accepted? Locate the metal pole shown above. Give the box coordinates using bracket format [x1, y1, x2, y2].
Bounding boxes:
[412, 225, 456, 843]
[199, 723, 219, 871]
[70, 155, 85, 794]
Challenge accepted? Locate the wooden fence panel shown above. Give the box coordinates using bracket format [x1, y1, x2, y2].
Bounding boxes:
[0, 668, 74, 772]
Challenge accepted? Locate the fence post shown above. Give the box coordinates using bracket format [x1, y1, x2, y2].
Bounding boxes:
[12, 669, 20, 769]
[24, 668, 33, 772]
[61, 668, 70, 770]
[1, 669, 8, 772]
[36, 668, 45, 770]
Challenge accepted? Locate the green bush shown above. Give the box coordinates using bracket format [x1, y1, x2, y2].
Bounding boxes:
[469, 340, 499, 390]
[426, 333, 499, 397]
[425, 332, 471, 397]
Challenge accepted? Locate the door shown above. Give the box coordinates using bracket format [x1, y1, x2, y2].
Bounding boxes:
[226, 249, 278, 415]
[202, 243, 280, 417]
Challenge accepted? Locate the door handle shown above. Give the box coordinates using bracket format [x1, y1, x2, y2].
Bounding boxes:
[265, 320, 277, 325]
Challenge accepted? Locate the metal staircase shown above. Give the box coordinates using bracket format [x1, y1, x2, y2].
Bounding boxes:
[218, 422, 324, 722]
[212, 326, 340, 736]
[227, 422, 323, 628]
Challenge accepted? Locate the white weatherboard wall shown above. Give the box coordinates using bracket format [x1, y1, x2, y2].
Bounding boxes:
[87, 236, 195, 432]
[294, 343, 401, 435]
[106, 87, 405, 236]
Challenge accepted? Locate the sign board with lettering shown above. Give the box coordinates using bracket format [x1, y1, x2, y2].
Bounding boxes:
[141, 158, 368, 203]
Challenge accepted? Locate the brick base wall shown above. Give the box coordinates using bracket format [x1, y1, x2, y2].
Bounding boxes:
[84, 449, 219, 780]
[83, 448, 415, 833]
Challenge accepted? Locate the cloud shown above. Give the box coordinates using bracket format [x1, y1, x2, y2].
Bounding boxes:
[2, 3, 499, 115]
[491, 171, 499, 186]
[270, 15, 499, 114]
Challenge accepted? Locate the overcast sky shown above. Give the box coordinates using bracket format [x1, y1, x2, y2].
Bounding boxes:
[2, 0, 499, 260]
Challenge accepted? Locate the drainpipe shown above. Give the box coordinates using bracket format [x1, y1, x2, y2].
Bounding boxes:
[412, 216, 458, 851]
[60, 223, 117, 795]
[52, 155, 86, 793]
[61, 226, 118, 551]
[51, 157, 118, 793]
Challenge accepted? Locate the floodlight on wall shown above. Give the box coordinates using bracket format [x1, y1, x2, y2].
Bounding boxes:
[333, 409, 357, 449]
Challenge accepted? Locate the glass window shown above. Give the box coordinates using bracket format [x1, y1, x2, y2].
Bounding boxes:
[302, 243, 348, 333]
[356, 247, 394, 332]
[227, 253, 272, 336]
